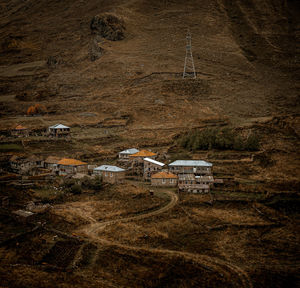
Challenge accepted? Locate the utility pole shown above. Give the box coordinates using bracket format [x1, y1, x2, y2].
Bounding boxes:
[183, 29, 196, 79]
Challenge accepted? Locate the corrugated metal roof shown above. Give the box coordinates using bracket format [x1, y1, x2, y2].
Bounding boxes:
[144, 157, 165, 166]
[119, 148, 139, 155]
[94, 165, 125, 172]
[151, 171, 178, 179]
[49, 124, 70, 129]
[169, 160, 212, 167]
[58, 158, 87, 166]
[130, 150, 156, 157]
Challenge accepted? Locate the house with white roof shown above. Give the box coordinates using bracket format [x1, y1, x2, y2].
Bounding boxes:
[118, 148, 139, 161]
[48, 124, 70, 138]
[143, 157, 165, 180]
[93, 165, 126, 184]
[168, 160, 213, 175]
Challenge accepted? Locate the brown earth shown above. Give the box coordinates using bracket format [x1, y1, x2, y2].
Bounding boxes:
[0, 0, 299, 287]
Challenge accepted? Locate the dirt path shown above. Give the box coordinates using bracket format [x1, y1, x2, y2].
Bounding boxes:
[79, 189, 178, 237]
[75, 189, 252, 288]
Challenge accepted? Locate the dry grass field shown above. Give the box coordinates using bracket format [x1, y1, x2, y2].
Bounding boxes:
[0, 0, 299, 287]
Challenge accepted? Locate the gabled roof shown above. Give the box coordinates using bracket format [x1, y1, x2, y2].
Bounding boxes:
[14, 124, 27, 130]
[130, 150, 156, 157]
[45, 156, 61, 164]
[94, 165, 125, 172]
[58, 158, 87, 166]
[49, 124, 70, 129]
[169, 160, 213, 167]
[144, 157, 165, 167]
[119, 148, 139, 155]
[151, 171, 178, 179]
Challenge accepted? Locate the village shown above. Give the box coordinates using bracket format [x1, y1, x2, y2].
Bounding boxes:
[6, 123, 218, 194]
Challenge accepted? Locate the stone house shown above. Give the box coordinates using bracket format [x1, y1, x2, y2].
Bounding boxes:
[151, 171, 178, 187]
[11, 125, 29, 137]
[168, 160, 213, 175]
[93, 165, 125, 184]
[143, 157, 165, 180]
[178, 174, 210, 193]
[57, 158, 88, 176]
[48, 124, 70, 138]
[129, 150, 157, 175]
[10, 155, 44, 175]
[118, 148, 139, 161]
[44, 156, 61, 174]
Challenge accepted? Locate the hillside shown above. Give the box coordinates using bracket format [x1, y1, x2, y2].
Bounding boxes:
[0, 0, 299, 287]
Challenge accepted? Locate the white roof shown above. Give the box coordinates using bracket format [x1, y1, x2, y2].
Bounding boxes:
[49, 124, 70, 129]
[119, 148, 139, 155]
[169, 160, 213, 167]
[94, 165, 125, 172]
[143, 157, 165, 167]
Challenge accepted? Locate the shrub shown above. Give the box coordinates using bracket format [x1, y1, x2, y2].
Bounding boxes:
[70, 184, 82, 195]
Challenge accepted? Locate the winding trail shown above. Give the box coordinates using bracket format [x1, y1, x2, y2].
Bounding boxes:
[81, 190, 178, 237]
[73, 189, 252, 288]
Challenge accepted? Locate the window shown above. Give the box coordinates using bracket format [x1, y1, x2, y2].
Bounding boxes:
[105, 172, 108, 177]
[110, 173, 113, 177]
[162, 179, 166, 184]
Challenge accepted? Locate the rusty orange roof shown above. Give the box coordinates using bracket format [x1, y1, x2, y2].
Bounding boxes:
[151, 171, 178, 179]
[15, 125, 27, 130]
[58, 158, 87, 166]
[129, 150, 156, 157]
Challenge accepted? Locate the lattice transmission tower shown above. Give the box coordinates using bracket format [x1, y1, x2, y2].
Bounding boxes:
[183, 30, 196, 79]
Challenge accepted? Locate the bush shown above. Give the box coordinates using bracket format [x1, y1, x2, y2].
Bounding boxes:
[81, 176, 102, 191]
[70, 184, 82, 195]
[179, 128, 260, 151]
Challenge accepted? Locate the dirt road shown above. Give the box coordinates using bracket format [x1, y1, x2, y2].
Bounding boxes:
[80, 189, 178, 238]
[75, 189, 252, 288]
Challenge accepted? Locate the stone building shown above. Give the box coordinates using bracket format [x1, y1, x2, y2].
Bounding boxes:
[93, 165, 125, 184]
[178, 174, 211, 193]
[9, 155, 44, 175]
[151, 171, 178, 187]
[57, 158, 88, 176]
[168, 160, 213, 175]
[143, 157, 165, 180]
[44, 156, 61, 174]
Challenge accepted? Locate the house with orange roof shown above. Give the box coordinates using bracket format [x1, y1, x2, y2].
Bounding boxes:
[151, 171, 178, 187]
[11, 124, 29, 137]
[57, 158, 88, 176]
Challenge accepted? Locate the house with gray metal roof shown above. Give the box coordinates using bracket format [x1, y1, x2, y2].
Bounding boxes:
[118, 148, 139, 161]
[48, 123, 70, 138]
[169, 160, 213, 175]
[93, 165, 126, 184]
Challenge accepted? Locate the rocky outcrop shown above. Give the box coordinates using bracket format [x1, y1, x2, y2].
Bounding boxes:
[90, 13, 126, 41]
